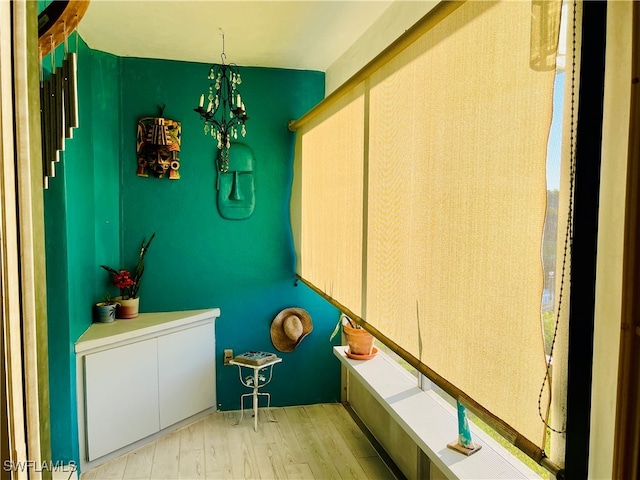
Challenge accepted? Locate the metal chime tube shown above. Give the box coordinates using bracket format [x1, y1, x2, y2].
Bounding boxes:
[40, 69, 52, 187]
[54, 64, 64, 153]
[40, 34, 79, 188]
[45, 70, 57, 170]
[62, 56, 71, 138]
[66, 51, 78, 131]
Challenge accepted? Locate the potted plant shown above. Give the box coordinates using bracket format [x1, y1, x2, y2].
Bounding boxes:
[100, 233, 155, 319]
[94, 293, 119, 323]
[330, 313, 376, 358]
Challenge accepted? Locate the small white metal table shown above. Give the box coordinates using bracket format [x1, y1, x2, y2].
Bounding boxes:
[229, 356, 282, 431]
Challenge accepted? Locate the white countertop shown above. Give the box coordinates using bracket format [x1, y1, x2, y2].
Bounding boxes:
[75, 308, 220, 353]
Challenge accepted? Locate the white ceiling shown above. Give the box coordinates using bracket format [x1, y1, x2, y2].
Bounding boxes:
[78, 1, 395, 72]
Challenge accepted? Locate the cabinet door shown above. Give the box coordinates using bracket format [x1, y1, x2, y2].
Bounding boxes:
[84, 338, 160, 460]
[157, 322, 215, 429]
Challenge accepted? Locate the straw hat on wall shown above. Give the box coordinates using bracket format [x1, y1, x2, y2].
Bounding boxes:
[270, 308, 313, 352]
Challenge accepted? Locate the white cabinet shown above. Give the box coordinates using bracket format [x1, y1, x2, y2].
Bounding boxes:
[75, 309, 219, 469]
[84, 338, 160, 460]
[158, 323, 215, 429]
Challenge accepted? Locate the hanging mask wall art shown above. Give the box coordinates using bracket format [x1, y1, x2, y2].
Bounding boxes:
[136, 117, 182, 179]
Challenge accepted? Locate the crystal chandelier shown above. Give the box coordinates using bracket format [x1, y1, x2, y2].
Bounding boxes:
[194, 33, 248, 173]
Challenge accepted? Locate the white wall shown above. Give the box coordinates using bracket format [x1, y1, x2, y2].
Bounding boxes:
[324, 1, 439, 94]
[589, 1, 633, 478]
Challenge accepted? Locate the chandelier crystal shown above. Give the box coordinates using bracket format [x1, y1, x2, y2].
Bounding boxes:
[194, 34, 248, 173]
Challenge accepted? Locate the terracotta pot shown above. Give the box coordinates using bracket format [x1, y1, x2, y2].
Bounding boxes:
[343, 324, 375, 356]
[115, 296, 139, 319]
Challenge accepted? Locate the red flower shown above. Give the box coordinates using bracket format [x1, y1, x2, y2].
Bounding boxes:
[113, 270, 135, 290]
[99, 233, 155, 300]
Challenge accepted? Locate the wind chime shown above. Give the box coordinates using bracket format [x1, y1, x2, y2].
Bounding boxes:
[38, 1, 88, 189]
[40, 34, 78, 189]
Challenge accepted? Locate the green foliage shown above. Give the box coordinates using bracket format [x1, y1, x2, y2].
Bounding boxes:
[100, 233, 155, 299]
[542, 310, 556, 356]
[131, 233, 155, 298]
[543, 189, 559, 288]
[102, 292, 116, 305]
[329, 313, 357, 341]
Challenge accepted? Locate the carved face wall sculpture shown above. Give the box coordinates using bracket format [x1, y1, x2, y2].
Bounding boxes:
[136, 117, 181, 179]
[217, 143, 255, 220]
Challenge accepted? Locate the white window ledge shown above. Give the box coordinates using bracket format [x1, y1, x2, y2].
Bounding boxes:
[333, 346, 541, 480]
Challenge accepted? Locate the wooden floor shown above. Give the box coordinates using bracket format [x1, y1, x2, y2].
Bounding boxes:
[80, 403, 397, 480]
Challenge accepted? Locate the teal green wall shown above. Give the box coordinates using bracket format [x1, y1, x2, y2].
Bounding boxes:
[44, 46, 340, 467]
[44, 42, 121, 462]
[118, 58, 339, 410]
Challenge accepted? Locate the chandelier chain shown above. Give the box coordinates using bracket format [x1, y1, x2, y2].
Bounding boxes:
[194, 31, 248, 172]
